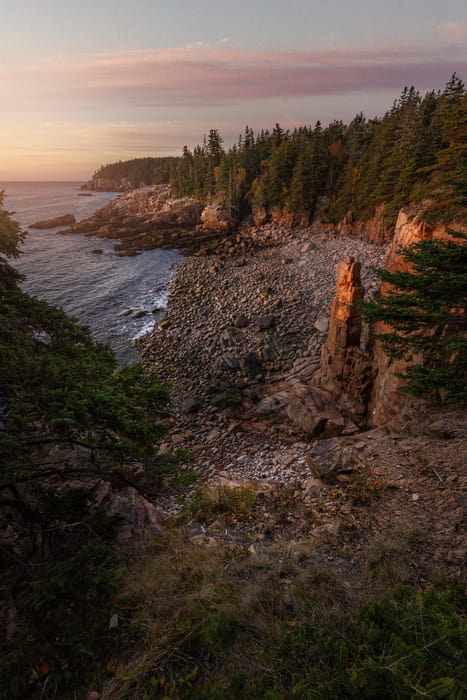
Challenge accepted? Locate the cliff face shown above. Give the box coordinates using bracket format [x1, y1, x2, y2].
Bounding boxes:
[81, 177, 137, 192]
[367, 205, 466, 426]
[317, 204, 466, 428]
[249, 203, 393, 244]
[335, 204, 392, 245]
[251, 206, 313, 229]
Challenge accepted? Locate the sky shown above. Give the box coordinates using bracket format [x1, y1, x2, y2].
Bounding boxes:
[1, 0, 466, 180]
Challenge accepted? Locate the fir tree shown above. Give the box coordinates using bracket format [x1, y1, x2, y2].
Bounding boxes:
[0, 191, 26, 288]
[0, 194, 172, 698]
[362, 231, 467, 403]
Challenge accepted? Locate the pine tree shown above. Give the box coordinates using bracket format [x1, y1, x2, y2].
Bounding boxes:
[0, 195, 172, 698]
[0, 191, 26, 288]
[362, 231, 467, 402]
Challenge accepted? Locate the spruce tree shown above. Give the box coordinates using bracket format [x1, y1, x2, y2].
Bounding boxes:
[362, 231, 467, 403]
[0, 191, 26, 288]
[0, 193, 172, 697]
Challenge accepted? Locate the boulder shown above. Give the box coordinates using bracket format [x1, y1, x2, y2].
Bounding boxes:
[314, 314, 329, 333]
[181, 397, 202, 414]
[29, 213, 76, 229]
[239, 352, 263, 379]
[305, 439, 344, 480]
[91, 481, 164, 542]
[255, 391, 290, 417]
[234, 314, 249, 328]
[217, 353, 240, 371]
[305, 438, 360, 482]
[257, 314, 275, 330]
[219, 327, 244, 349]
[286, 382, 356, 438]
[199, 203, 236, 233]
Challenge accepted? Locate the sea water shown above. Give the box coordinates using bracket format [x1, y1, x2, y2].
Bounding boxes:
[1, 181, 182, 365]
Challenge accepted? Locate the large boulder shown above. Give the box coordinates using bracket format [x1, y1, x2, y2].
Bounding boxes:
[305, 437, 361, 482]
[91, 480, 164, 543]
[286, 382, 357, 438]
[199, 203, 236, 233]
[29, 214, 76, 229]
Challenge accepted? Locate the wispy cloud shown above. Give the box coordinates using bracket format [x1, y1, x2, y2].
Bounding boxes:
[437, 21, 467, 43]
[1, 41, 465, 178]
[3, 43, 465, 109]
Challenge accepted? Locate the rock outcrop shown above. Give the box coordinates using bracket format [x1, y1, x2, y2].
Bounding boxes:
[250, 205, 307, 229]
[57, 185, 206, 254]
[335, 204, 392, 245]
[317, 256, 374, 417]
[367, 204, 467, 426]
[29, 214, 76, 229]
[198, 203, 236, 233]
[80, 177, 136, 192]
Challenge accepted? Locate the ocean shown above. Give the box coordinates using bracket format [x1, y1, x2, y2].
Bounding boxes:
[1, 181, 182, 365]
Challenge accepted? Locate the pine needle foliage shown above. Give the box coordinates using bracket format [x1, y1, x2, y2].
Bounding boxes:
[362, 231, 467, 402]
[0, 190, 26, 288]
[0, 194, 171, 698]
[165, 74, 467, 229]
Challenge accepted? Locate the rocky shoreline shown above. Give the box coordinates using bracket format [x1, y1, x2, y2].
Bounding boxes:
[56, 185, 213, 256]
[138, 225, 385, 415]
[135, 219, 465, 580]
[137, 224, 384, 492]
[50, 184, 465, 579]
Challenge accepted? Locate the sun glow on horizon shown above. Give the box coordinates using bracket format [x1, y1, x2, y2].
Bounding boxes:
[2, 0, 466, 179]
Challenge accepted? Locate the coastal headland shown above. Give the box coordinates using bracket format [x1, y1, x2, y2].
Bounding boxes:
[60, 183, 466, 582]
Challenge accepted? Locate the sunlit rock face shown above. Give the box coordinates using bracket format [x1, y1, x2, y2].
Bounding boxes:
[81, 177, 136, 192]
[368, 205, 467, 427]
[335, 204, 391, 244]
[198, 203, 236, 233]
[317, 256, 373, 418]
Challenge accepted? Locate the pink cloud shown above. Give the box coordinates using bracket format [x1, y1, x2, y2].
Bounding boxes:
[437, 22, 467, 43]
[3, 44, 466, 109]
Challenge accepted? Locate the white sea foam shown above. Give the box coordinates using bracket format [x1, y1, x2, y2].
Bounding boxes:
[2, 181, 182, 365]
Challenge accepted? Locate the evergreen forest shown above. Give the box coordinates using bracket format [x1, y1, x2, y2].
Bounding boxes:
[1, 76, 466, 699]
[93, 75, 467, 229]
[92, 156, 179, 186]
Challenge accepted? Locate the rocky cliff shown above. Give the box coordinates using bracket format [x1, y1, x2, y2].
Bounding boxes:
[250, 202, 392, 243]
[334, 204, 392, 245]
[59, 185, 207, 254]
[367, 204, 467, 427]
[61, 186, 245, 253]
[80, 177, 137, 192]
[314, 203, 466, 428]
